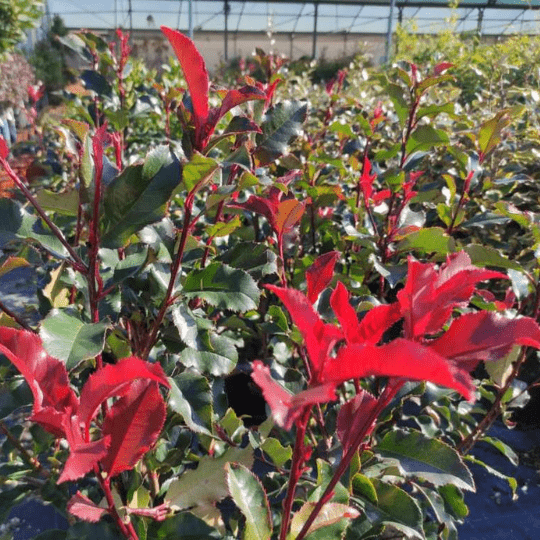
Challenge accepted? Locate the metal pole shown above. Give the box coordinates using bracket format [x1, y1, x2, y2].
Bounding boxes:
[224, 0, 230, 61]
[188, 0, 193, 38]
[384, 0, 396, 64]
[128, 0, 133, 34]
[312, 2, 318, 59]
[477, 7, 484, 36]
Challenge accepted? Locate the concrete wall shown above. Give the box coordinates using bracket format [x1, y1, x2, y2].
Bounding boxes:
[88, 28, 387, 72]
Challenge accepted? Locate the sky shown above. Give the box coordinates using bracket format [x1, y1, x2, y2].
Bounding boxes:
[46, 0, 540, 36]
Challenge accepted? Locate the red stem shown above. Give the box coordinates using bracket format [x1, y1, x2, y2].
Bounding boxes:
[141, 196, 194, 359]
[0, 158, 87, 273]
[295, 380, 404, 540]
[279, 407, 311, 540]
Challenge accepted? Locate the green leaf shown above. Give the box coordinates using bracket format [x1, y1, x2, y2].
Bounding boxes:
[0, 199, 70, 259]
[352, 474, 377, 505]
[405, 125, 449, 156]
[207, 215, 242, 238]
[218, 242, 278, 279]
[289, 502, 359, 540]
[260, 437, 292, 468]
[255, 100, 308, 166]
[35, 188, 80, 216]
[478, 435, 519, 467]
[396, 227, 454, 255]
[182, 263, 260, 312]
[0, 379, 32, 419]
[147, 512, 221, 539]
[374, 143, 400, 162]
[178, 332, 238, 376]
[376, 429, 475, 491]
[226, 463, 273, 540]
[101, 146, 181, 248]
[416, 102, 456, 121]
[65, 521, 120, 540]
[165, 446, 254, 529]
[39, 309, 109, 369]
[438, 484, 468, 520]
[464, 244, 523, 272]
[168, 372, 213, 436]
[182, 152, 220, 194]
[386, 83, 409, 127]
[477, 109, 512, 157]
[352, 479, 423, 539]
[171, 303, 199, 349]
[485, 345, 520, 388]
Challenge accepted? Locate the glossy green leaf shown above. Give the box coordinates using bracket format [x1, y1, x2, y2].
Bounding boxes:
[165, 446, 254, 528]
[147, 511, 221, 539]
[182, 152, 219, 194]
[218, 242, 278, 278]
[464, 244, 523, 272]
[226, 463, 272, 540]
[477, 109, 512, 157]
[405, 125, 449, 156]
[168, 371, 213, 436]
[101, 146, 181, 248]
[386, 82, 409, 126]
[289, 502, 359, 540]
[352, 478, 423, 539]
[171, 304, 199, 349]
[376, 429, 475, 491]
[39, 309, 109, 369]
[261, 437, 292, 468]
[178, 332, 238, 376]
[35, 188, 80, 216]
[182, 262, 260, 312]
[438, 484, 469, 520]
[255, 100, 308, 166]
[478, 435, 519, 466]
[396, 227, 454, 255]
[416, 102, 456, 121]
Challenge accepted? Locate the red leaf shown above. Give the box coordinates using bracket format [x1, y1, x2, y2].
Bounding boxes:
[429, 311, 540, 371]
[274, 199, 305, 237]
[0, 328, 78, 436]
[356, 303, 402, 344]
[398, 252, 506, 339]
[77, 357, 169, 431]
[265, 285, 343, 379]
[58, 436, 111, 483]
[330, 282, 401, 345]
[58, 415, 109, 483]
[0, 137, 8, 160]
[161, 26, 209, 128]
[251, 361, 336, 430]
[433, 62, 454, 76]
[359, 155, 377, 201]
[216, 86, 266, 122]
[306, 251, 340, 303]
[67, 492, 109, 523]
[100, 380, 166, 478]
[229, 195, 277, 226]
[323, 339, 474, 400]
[337, 390, 378, 454]
[330, 281, 360, 342]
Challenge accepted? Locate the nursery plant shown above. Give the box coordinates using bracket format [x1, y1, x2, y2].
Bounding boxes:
[1, 25, 540, 540]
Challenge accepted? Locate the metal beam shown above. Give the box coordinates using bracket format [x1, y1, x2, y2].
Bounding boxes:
[384, 0, 396, 63]
[312, 2, 319, 58]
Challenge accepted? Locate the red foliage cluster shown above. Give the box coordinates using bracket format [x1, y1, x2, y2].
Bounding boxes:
[253, 251, 540, 430]
[0, 328, 169, 483]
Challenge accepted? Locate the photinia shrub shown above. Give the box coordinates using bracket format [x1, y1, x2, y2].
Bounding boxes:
[1, 25, 540, 540]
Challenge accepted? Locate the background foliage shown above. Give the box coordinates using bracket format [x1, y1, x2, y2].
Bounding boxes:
[1, 23, 540, 540]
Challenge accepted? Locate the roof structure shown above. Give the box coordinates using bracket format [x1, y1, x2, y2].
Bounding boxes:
[48, 0, 540, 60]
